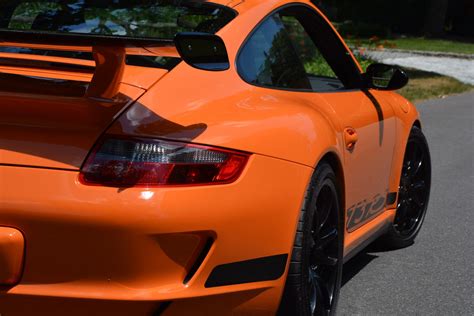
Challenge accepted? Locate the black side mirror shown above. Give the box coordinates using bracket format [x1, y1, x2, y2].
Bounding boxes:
[364, 63, 409, 90]
[174, 32, 229, 71]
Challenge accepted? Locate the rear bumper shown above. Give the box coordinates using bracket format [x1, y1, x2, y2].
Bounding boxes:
[0, 155, 312, 315]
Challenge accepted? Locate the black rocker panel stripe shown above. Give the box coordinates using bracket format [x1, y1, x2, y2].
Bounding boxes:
[205, 254, 288, 288]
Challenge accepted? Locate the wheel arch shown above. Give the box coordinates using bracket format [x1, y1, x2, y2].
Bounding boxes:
[318, 151, 346, 216]
[387, 93, 424, 198]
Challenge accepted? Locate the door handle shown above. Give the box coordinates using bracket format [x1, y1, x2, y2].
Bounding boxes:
[344, 127, 358, 151]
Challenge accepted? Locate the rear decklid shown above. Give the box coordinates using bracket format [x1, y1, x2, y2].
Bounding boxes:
[0, 0, 235, 170]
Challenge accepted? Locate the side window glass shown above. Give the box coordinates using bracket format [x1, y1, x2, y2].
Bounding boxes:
[237, 15, 312, 90]
[280, 14, 344, 92]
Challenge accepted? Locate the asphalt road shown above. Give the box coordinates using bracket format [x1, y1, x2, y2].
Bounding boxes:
[338, 92, 474, 315]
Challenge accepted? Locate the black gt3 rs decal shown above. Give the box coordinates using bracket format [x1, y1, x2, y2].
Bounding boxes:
[346, 192, 397, 232]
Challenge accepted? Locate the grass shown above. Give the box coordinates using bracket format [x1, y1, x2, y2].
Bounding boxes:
[399, 68, 474, 103]
[347, 37, 474, 55]
[390, 38, 474, 55]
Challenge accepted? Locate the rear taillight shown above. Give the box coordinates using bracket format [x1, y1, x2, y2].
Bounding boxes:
[79, 136, 249, 187]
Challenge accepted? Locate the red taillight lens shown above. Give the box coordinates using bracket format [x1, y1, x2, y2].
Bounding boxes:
[79, 136, 249, 187]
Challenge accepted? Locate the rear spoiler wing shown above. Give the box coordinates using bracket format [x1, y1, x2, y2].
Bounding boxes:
[0, 30, 229, 100]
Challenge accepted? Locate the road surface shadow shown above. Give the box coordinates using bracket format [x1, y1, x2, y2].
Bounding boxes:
[342, 251, 378, 287]
[342, 240, 406, 287]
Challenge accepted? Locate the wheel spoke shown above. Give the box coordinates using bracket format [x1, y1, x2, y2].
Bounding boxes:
[403, 215, 418, 232]
[309, 232, 317, 249]
[317, 196, 333, 231]
[405, 142, 415, 171]
[412, 180, 426, 194]
[311, 248, 338, 266]
[410, 194, 424, 209]
[313, 273, 333, 310]
[308, 269, 317, 313]
[411, 145, 425, 178]
[395, 199, 409, 223]
[319, 228, 338, 248]
[410, 179, 426, 210]
[412, 159, 423, 178]
[409, 143, 418, 166]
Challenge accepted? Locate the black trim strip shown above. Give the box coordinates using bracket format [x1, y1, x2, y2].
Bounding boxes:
[0, 163, 77, 172]
[183, 237, 214, 284]
[205, 254, 288, 288]
[153, 301, 172, 316]
[386, 192, 398, 206]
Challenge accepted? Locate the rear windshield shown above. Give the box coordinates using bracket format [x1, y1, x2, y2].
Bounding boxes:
[0, 1, 236, 39]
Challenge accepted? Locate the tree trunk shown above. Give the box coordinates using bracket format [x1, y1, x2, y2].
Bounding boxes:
[423, 0, 450, 37]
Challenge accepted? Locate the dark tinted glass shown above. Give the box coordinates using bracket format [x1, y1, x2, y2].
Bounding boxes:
[237, 15, 311, 90]
[279, 6, 362, 89]
[280, 14, 344, 91]
[281, 16, 336, 78]
[0, 1, 235, 39]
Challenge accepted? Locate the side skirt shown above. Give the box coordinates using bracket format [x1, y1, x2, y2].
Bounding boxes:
[343, 221, 391, 264]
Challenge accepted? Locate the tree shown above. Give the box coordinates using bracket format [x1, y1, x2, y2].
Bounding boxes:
[423, 0, 450, 37]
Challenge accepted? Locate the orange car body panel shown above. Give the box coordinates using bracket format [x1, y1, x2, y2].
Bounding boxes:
[0, 227, 24, 285]
[0, 0, 421, 315]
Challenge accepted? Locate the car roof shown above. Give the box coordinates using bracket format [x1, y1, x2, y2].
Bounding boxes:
[212, 0, 313, 13]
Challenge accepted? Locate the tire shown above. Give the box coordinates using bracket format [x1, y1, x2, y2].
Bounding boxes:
[279, 162, 344, 316]
[382, 126, 431, 248]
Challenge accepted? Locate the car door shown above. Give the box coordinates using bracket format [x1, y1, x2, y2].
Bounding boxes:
[276, 5, 398, 232]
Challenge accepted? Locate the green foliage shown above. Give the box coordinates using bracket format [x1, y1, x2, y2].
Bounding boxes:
[303, 53, 371, 78]
[356, 57, 372, 72]
[304, 56, 336, 78]
[346, 37, 474, 55]
[400, 69, 473, 103]
[8, 2, 60, 29]
[390, 38, 474, 55]
[2, 1, 232, 39]
[281, 15, 337, 78]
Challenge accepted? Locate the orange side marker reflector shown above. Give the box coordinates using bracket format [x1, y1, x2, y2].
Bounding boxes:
[0, 227, 24, 286]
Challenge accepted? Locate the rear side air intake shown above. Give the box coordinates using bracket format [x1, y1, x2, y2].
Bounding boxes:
[183, 237, 214, 284]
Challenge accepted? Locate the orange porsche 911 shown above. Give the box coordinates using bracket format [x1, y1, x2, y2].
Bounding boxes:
[0, 1, 431, 315]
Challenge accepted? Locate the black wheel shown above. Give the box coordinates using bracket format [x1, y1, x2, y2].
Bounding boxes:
[279, 162, 344, 316]
[383, 126, 431, 248]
